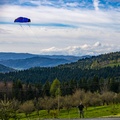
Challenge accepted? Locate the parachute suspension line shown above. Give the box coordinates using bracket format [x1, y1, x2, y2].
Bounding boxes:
[27, 23, 31, 28]
[14, 17, 40, 43]
[27, 24, 40, 41]
[19, 24, 24, 30]
[18, 24, 32, 40]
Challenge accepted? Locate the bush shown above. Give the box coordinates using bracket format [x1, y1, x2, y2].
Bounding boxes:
[19, 100, 35, 117]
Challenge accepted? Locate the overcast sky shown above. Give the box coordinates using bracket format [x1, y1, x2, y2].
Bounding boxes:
[0, 0, 120, 56]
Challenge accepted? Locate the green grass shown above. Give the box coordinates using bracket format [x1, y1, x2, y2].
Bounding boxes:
[59, 104, 120, 118]
[11, 104, 120, 119]
[103, 62, 120, 68]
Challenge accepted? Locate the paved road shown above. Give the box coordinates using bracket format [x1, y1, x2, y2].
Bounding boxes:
[44, 118, 120, 120]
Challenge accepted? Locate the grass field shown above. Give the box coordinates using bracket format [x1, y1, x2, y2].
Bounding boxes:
[11, 104, 120, 120]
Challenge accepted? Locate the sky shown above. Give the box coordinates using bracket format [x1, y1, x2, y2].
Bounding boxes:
[0, 0, 120, 56]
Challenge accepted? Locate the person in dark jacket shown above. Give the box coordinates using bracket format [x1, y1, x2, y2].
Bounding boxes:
[78, 102, 84, 118]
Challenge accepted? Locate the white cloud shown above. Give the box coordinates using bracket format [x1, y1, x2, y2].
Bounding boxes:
[93, 42, 101, 47]
[93, 0, 100, 11]
[65, 2, 79, 7]
[39, 42, 120, 56]
[81, 44, 90, 49]
[0, 28, 10, 34]
[0, 1, 120, 56]
[107, 0, 120, 2]
[0, 4, 119, 24]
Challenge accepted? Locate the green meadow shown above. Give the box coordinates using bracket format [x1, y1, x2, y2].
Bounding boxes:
[10, 104, 120, 120]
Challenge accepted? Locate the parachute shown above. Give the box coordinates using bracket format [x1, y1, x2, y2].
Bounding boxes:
[14, 16, 31, 29]
[14, 17, 31, 23]
[14, 17, 39, 41]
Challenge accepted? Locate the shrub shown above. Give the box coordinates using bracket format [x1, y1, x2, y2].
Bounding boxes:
[19, 100, 35, 117]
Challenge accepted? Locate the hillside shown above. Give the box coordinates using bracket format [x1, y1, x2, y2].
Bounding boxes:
[0, 64, 15, 73]
[0, 52, 36, 60]
[59, 51, 120, 69]
[0, 51, 119, 84]
[0, 56, 70, 69]
[0, 53, 82, 70]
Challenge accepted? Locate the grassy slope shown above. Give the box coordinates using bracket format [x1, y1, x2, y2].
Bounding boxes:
[14, 104, 120, 119]
[103, 62, 120, 68]
[60, 104, 120, 118]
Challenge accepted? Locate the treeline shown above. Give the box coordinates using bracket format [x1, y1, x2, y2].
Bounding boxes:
[0, 65, 119, 84]
[60, 51, 120, 69]
[0, 76, 120, 102]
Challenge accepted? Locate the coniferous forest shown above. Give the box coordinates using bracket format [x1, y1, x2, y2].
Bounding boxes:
[0, 51, 119, 100]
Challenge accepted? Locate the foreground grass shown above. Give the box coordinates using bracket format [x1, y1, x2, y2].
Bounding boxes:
[11, 104, 120, 120]
[59, 104, 120, 118]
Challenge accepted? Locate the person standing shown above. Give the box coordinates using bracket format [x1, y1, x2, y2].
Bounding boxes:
[78, 102, 84, 118]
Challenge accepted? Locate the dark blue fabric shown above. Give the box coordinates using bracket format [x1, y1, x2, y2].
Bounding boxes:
[14, 17, 31, 23]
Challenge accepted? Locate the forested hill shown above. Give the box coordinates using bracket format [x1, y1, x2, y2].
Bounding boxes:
[59, 51, 120, 69]
[0, 64, 15, 73]
[0, 51, 120, 85]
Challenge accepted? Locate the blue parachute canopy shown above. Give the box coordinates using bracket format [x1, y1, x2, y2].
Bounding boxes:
[14, 17, 31, 23]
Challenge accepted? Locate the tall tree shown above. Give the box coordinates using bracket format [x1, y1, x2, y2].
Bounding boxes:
[43, 81, 51, 96]
[50, 78, 61, 97]
[89, 75, 100, 92]
[109, 78, 120, 93]
[12, 80, 23, 101]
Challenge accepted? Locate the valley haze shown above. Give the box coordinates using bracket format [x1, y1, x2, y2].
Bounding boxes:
[0, 52, 87, 70]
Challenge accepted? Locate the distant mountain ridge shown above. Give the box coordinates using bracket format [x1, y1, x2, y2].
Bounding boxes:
[0, 56, 70, 70]
[0, 64, 15, 73]
[0, 52, 36, 60]
[0, 52, 83, 70]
